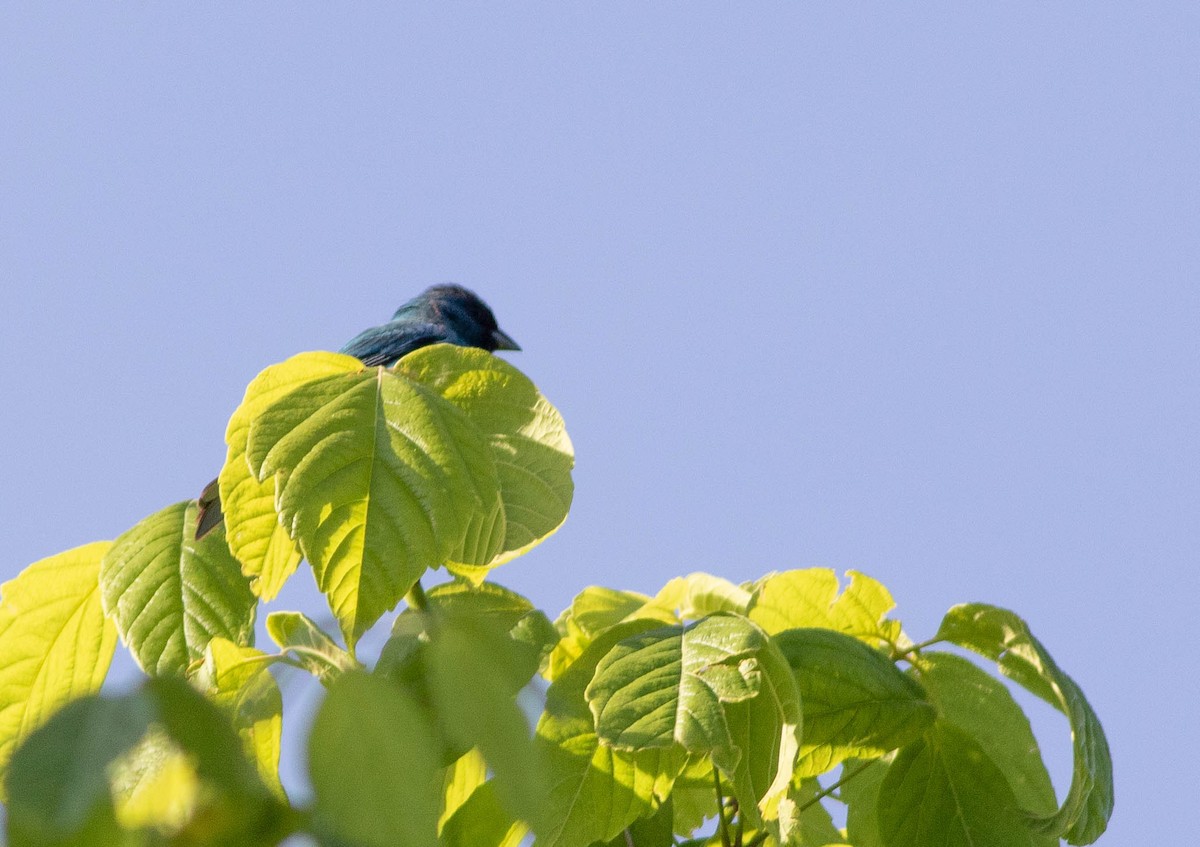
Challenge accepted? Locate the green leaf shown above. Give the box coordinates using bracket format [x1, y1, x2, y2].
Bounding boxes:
[244, 355, 500, 648]
[0, 542, 117, 785]
[219, 352, 351, 599]
[423, 615, 545, 826]
[534, 619, 688, 847]
[774, 628, 934, 777]
[195, 638, 285, 797]
[841, 756, 892, 847]
[5, 678, 285, 846]
[440, 779, 528, 847]
[99, 500, 257, 675]
[109, 727, 200, 834]
[265, 610, 360, 684]
[879, 720, 1042, 847]
[440, 748, 489, 832]
[425, 579, 535, 632]
[917, 652, 1057, 818]
[585, 614, 801, 826]
[547, 586, 672, 680]
[780, 778, 849, 847]
[395, 344, 575, 572]
[667, 756, 719, 839]
[936, 604, 1114, 844]
[5, 696, 149, 847]
[598, 797, 674, 847]
[748, 569, 901, 647]
[309, 671, 440, 847]
[651, 572, 753, 619]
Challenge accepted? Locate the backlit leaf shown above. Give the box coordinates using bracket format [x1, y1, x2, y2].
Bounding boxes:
[936, 604, 1113, 844]
[265, 610, 359, 685]
[534, 619, 687, 847]
[0, 542, 116, 785]
[308, 671, 440, 847]
[395, 345, 575, 571]
[195, 638, 285, 797]
[245, 356, 499, 646]
[218, 352, 350, 599]
[916, 652, 1056, 819]
[878, 720, 1041, 847]
[774, 628, 933, 777]
[100, 501, 256, 675]
[749, 569, 901, 647]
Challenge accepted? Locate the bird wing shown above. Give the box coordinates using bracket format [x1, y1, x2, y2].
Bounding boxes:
[339, 321, 462, 367]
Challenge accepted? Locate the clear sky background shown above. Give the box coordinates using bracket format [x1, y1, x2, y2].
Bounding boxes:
[2, 5, 1196, 843]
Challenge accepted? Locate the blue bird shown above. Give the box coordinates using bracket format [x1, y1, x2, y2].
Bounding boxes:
[339, 284, 519, 365]
[194, 285, 518, 537]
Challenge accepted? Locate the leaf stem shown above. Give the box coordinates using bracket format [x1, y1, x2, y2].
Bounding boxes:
[713, 769, 733, 847]
[798, 760, 876, 813]
[406, 578, 430, 612]
[891, 636, 944, 662]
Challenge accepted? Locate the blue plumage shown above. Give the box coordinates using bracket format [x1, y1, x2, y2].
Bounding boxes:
[339, 284, 519, 366]
[194, 284, 517, 537]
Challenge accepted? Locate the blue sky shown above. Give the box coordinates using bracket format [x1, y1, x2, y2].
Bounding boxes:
[2, 5, 1196, 842]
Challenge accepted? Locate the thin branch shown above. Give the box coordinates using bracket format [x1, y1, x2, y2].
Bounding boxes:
[798, 760, 877, 813]
[713, 769, 733, 847]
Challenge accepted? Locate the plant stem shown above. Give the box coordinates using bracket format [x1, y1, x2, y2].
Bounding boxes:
[713, 769, 733, 847]
[798, 760, 876, 813]
[406, 578, 430, 612]
[891, 636, 943, 662]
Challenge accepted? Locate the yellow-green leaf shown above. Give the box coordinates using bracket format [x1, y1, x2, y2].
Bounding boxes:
[195, 638, 285, 797]
[219, 351, 352, 599]
[0, 541, 117, 784]
[935, 604, 1113, 844]
[244, 357, 499, 647]
[99, 501, 257, 675]
[395, 345, 575, 570]
[748, 569, 901, 647]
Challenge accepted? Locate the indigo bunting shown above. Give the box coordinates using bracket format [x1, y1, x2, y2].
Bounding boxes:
[194, 285, 519, 537]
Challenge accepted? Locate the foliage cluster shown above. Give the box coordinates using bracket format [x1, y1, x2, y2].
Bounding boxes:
[0, 345, 1113, 846]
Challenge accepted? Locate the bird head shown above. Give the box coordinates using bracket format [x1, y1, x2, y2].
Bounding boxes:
[394, 284, 520, 352]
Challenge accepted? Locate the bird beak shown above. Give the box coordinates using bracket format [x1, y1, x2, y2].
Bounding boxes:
[491, 328, 521, 351]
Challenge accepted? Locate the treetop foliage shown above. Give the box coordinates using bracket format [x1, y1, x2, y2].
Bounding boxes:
[0, 344, 1113, 846]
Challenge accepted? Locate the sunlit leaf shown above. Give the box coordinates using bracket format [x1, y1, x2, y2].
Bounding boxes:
[265, 610, 359, 685]
[219, 352, 351, 599]
[395, 344, 575, 570]
[651, 572, 753, 619]
[109, 728, 198, 833]
[0, 541, 116, 785]
[440, 778, 528, 847]
[5, 678, 284, 847]
[534, 619, 687, 847]
[879, 720, 1042, 847]
[440, 748, 489, 832]
[936, 604, 1113, 844]
[309, 671, 440, 847]
[748, 569, 901, 647]
[917, 652, 1057, 818]
[547, 586, 675, 681]
[100, 501, 256, 675]
[244, 355, 499, 647]
[777, 778, 850, 847]
[195, 638, 285, 797]
[774, 628, 933, 777]
[586, 614, 801, 827]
